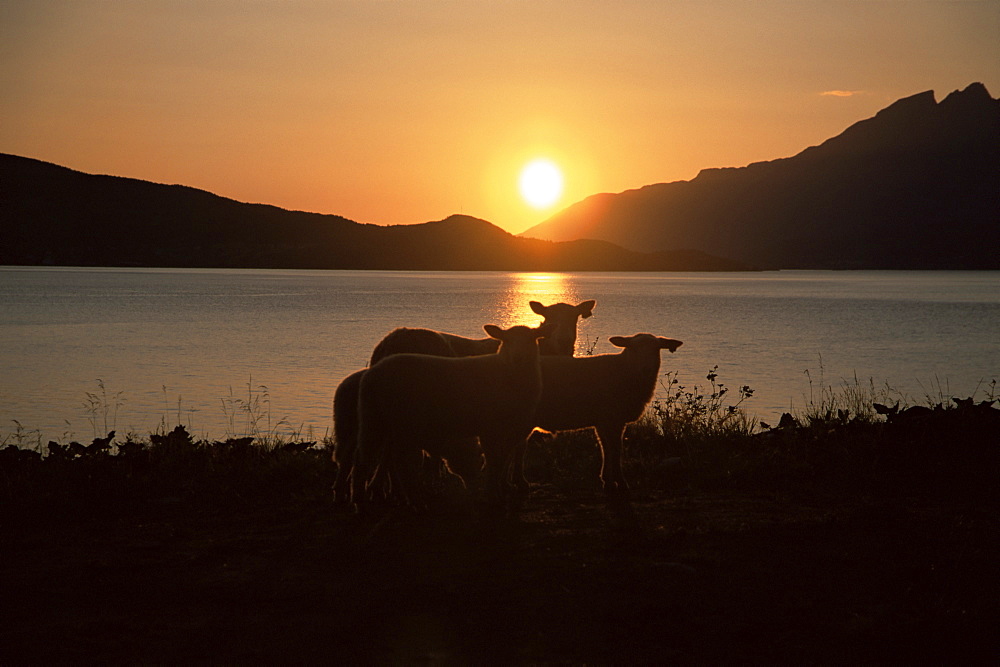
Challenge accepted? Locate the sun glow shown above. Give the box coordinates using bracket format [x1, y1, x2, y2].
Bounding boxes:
[518, 159, 564, 209]
[491, 273, 579, 328]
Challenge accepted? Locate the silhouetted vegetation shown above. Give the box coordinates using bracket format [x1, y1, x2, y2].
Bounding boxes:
[3, 380, 997, 663]
[519, 375, 999, 505]
[4, 378, 996, 518]
[1, 426, 334, 517]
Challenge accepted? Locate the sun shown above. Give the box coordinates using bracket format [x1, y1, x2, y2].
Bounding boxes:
[518, 158, 564, 209]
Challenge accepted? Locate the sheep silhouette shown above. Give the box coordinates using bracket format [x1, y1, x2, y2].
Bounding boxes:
[501, 333, 683, 500]
[332, 301, 595, 505]
[352, 323, 551, 511]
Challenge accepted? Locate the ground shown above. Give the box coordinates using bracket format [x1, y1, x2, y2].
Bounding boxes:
[3, 481, 996, 664]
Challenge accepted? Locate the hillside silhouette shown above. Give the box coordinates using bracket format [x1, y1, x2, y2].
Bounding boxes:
[0, 154, 750, 271]
[523, 83, 1000, 269]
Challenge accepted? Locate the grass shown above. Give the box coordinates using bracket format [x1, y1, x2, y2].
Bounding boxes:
[2, 371, 997, 663]
[83, 378, 126, 439]
[2, 377, 335, 515]
[521, 366, 999, 503]
[2, 369, 998, 514]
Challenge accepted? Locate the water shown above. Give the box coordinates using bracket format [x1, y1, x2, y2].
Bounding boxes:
[1, 267, 998, 444]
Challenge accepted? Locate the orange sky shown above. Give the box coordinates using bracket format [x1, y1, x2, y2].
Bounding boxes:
[3, 1, 998, 235]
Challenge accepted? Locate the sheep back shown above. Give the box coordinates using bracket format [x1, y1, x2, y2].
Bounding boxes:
[369, 327, 454, 365]
[439, 332, 502, 357]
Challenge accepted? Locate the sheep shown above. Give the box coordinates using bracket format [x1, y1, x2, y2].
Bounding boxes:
[332, 300, 595, 504]
[351, 323, 551, 510]
[333, 366, 485, 505]
[368, 300, 595, 364]
[501, 333, 683, 500]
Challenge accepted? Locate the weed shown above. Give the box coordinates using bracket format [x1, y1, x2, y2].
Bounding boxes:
[83, 379, 125, 438]
[652, 366, 758, 440]
[800, 364, 901, 426]
[220, 375, 292, 445]
[1, 420, 43, 452]
[578, 334, 600, 356]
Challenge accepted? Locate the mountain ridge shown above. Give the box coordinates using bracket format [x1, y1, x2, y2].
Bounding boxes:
[0, 153, 752, 271]
[522, 83, 999, 269]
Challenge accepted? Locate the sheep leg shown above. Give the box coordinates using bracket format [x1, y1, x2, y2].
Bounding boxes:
[332, 446, 354, 505]
[510, 438, 530, 492]
[433, 436, 484, 492]
[595, 423, 629, 499]
[332, 370, 362, 506]
[480, 434, 518, 506]
[479, 435, 503, 504]
[350, 459, 371, 512]
[390, 444, 426, 511]
[369, 462, 392, 503]
[351, 424, 384, 512]
[332, 426, 358, 505]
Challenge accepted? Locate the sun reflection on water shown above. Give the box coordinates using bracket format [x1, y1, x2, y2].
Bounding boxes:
[487, 272, 581, 328]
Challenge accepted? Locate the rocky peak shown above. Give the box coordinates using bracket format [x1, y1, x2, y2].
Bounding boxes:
[936, 83, 1000, 140]
[873, 89, 937, 123]
[941, 81, 993, 107]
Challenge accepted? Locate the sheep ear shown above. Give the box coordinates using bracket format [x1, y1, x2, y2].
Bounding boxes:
[529, 301, 546, 315]
[577, 300, 596, 318]
[659, 338, 683, 353]
[483, 324, 504, 340]
[609, 335, 629, 348]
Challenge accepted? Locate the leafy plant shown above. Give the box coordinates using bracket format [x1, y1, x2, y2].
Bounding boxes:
[652, 366, 757, 440]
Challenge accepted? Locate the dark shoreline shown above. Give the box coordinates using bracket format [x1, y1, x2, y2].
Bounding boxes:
[3, 402, 998, 663]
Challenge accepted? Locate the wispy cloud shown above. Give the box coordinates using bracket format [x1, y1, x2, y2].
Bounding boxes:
[820, 90, 865, 97]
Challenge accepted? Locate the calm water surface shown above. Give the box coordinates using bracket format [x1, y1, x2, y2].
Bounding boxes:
[1, 267, 997, 443]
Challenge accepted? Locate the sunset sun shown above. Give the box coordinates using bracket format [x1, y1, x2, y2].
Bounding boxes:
[519, 158, 564, 209]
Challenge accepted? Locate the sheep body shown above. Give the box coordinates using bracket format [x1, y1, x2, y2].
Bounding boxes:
[352, 324, 550, 507]
[509, 333, 682, 497]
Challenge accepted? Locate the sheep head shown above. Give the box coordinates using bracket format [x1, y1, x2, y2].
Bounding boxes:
[484, 323, 551, 366]
[529, 299, 597, 357]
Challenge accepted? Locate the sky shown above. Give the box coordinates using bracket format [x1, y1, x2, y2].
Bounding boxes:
[2, 1, 998, 235]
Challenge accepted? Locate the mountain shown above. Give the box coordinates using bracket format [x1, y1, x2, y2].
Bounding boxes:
[522, 83, 1000, 269]
[0, 153, 751, 271]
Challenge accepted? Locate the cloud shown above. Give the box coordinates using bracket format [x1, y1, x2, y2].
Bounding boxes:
[820, 90, 865, 97]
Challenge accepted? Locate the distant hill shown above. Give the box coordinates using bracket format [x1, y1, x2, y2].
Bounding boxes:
[0, 153, 751, 271]
[523, 83, 1000, 269]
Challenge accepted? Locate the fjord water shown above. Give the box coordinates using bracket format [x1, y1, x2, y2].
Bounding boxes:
[1, 267, 998, 443]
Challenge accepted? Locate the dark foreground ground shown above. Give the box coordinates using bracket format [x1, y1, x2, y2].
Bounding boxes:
[3, 476, 997, 664]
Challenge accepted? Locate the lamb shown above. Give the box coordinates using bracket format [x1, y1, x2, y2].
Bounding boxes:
[351, 323, 551, 509]
[503, 333, 682, 499]
[332, 300, 595, 504]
